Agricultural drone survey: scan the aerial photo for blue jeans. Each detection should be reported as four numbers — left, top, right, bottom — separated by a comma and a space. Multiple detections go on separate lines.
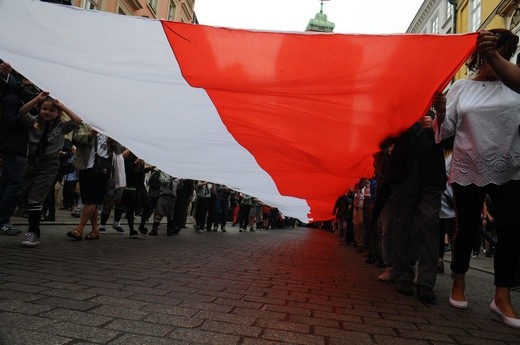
0, 153, 27, 225
213, 198, 229, 228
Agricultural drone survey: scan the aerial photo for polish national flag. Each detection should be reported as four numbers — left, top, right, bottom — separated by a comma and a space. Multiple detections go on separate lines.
0, 0, 477, 221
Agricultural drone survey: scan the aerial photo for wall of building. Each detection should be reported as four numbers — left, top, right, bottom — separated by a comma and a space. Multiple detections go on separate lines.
70, 0, 195, 22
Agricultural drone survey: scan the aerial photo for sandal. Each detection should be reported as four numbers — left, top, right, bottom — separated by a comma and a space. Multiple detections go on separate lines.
66, 229, 83, 241
84, 232, 99, 240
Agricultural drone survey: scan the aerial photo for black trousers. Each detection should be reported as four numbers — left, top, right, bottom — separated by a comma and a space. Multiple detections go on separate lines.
451, 180, 520, 287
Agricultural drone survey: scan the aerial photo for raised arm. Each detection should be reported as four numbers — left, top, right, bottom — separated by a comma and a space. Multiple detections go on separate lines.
53, 99, 83, 123
18, 91, 48, 117
478, 31, 520, 93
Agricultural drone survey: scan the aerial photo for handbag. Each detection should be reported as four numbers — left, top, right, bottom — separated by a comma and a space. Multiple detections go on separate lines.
92, 135, 113, 175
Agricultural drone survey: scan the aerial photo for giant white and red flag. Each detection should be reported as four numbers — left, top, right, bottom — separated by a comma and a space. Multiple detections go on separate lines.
0, 0, 476, 221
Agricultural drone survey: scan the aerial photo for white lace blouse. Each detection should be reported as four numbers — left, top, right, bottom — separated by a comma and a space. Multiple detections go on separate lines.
433, 78, 520, 186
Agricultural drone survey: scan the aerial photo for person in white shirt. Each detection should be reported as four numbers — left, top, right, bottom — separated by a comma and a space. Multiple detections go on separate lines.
432, 29, 520, 329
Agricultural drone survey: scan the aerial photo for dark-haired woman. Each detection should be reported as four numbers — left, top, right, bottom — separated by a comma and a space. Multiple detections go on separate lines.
432, 29, 520, 328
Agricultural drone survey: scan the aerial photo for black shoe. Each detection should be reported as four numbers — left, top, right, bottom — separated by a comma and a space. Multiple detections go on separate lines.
396, 281, 414, 296
112, 225, 125, 234
139, 227, 148, 236
437, 262, 445, 274
129, 230, 139, 239
417, 286, 436, 303
149, 229, 158, 236
376, 260, 386, 269
166, 230, 173, 236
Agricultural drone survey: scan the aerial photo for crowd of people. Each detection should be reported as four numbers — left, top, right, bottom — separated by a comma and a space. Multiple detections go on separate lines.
0, 75, 295, 243
1, 30, 519, 329
330, 30, 520, 329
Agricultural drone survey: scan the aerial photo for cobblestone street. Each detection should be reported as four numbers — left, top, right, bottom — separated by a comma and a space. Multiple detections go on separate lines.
0, 213, 518, 344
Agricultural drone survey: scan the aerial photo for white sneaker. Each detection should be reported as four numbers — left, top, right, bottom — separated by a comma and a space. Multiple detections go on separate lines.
378, 267, 394, 283
22, 232, 40, 247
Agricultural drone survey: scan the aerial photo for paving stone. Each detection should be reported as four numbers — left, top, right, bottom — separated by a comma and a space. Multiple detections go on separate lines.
0, 282, 50, 293
201, 319, 263, 337
255, 317, 311, 333
231, 307, 287, 321
128, 293, 183, 306
261, 329, 326, 345
213, 297, 264, 309
241, 338, 286, 345
0, 328, 70, 345
41, 308, 113, 326
0, 300, 54, 315
168, 327, 240, 344
0, 289, 45, 302
371, 335, 430, 345
82, 286, 135, 298
89, 304, 150, 320
179, 300, 234, 313
196, 310, 256, 325
89, 295, 150, 309
104, 319, 172, 337
141, 303, 198, 317
0, 311, 57, 329
142, 312, 203, 328
288, 314, 341, 328
39, 281, 89, 291
34, 296, 100, 311
40, 322, 120, 343
264, 304, 312, 316
108, 333, 187, 345
39, 288, 98, 300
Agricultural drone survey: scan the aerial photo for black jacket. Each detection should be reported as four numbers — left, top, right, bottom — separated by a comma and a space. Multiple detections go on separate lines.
383, 122, 446, 190
0, 77, 35, 157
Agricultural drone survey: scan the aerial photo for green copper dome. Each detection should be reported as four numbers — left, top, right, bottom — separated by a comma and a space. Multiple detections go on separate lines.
306, 1, 335, 32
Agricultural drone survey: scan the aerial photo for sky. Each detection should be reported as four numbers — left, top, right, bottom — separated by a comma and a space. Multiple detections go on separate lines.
194, 0, 425, 34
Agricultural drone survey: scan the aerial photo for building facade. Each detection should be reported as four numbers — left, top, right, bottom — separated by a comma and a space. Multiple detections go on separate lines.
410, 0, 520, 78
407, 0, 456, 34
70, 0, 196, 23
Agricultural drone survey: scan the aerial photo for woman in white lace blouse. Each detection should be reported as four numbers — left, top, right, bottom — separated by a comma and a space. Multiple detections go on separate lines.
432, 29, 520, 329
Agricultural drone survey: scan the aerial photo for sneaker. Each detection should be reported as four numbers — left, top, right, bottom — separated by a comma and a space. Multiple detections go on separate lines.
139, 227, 148, 236
98, 227, 107, 234
149, 229, 158, 236
197, 229, 204, 234
378, 267, 394, 283
0, 224, 22, 236
239, 228, 244, 232
21, 232, 40, 247
112, 225, 125, 234
212, 227, 218, 232
417, 286, 436, 303
70, 211, 81, 218
129, 230, 139, 239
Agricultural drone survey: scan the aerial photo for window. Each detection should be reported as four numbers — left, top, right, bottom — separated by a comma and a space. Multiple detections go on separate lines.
431, 16, 439, 34
446, 1, 453, 19
81, 0, 100, 10
148, 0, 159, 13
168, 0, 177, 21
470, 0, 482, 32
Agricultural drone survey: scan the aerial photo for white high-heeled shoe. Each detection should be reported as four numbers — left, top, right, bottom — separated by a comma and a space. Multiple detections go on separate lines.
449, 294, 468, 309
489, 299, 520, 329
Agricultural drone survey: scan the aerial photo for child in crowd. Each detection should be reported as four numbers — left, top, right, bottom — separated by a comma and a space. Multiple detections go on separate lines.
19, 92, 82, 247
